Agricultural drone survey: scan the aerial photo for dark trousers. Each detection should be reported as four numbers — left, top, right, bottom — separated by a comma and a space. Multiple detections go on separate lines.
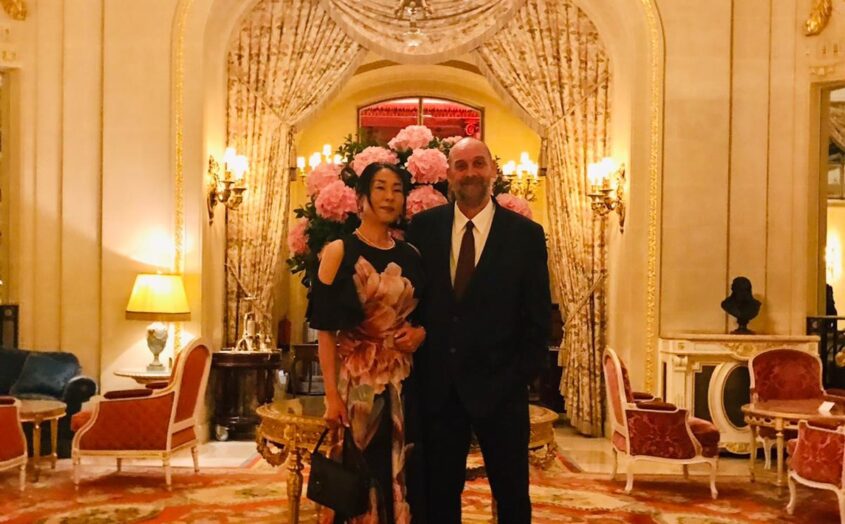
423, 385, 530, 524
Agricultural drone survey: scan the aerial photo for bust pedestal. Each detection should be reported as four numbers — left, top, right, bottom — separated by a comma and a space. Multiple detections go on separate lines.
658, 334, 818, 454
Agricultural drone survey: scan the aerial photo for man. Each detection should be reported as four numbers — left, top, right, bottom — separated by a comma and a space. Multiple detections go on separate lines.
405, 137, 551, 524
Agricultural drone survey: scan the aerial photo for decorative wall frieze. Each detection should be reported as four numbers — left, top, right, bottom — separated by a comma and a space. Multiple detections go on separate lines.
803, 0, 843, 78
0, 0, 25, 21
0, 22, 19, 67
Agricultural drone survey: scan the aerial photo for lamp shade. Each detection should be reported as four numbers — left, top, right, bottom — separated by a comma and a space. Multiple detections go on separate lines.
125, 273, 191, 321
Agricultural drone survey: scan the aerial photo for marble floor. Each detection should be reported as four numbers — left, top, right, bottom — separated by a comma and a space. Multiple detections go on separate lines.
72, 423, 756, 480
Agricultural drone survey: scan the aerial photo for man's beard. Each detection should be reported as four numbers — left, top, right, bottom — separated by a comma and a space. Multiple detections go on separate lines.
451, 177, 491, 207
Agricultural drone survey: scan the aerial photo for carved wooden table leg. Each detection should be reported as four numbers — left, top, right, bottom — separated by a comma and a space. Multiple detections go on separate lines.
32, 418, 42, 482
287, 447, 304, 524
776, 417, 785, 491
50, 418, 59, 469
748, 421, 757, 482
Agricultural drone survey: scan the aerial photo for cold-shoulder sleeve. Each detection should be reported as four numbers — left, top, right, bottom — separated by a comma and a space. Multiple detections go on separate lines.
306, 244, 365, 331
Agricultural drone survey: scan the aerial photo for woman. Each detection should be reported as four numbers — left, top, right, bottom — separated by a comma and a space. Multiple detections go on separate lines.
309, 162, 426, 524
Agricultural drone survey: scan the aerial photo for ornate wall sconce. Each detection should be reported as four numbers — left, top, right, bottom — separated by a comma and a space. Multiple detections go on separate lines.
207, 147, 248, 225
502, 152, 540, 202
587, 157, 626, 233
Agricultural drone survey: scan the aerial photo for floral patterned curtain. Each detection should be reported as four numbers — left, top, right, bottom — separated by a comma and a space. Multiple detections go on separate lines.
226, 0, 365, 343
318, 0, 524, 64
476, 0, 611, 436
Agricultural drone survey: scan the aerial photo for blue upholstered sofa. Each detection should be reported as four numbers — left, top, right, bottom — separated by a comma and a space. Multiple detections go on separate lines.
0, 349, 97, 458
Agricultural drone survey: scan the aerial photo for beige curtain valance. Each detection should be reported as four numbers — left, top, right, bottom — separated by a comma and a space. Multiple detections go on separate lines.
318, 0, 525, 64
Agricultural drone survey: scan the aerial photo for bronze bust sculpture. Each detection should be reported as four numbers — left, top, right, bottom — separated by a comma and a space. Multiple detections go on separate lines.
721, 276, 761, 335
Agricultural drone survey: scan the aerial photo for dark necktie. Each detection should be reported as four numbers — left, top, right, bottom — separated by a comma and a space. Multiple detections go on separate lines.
454, 221, 475, 301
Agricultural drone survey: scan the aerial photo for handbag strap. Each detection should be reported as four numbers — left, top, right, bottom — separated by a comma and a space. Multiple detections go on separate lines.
312, 428, 331, 455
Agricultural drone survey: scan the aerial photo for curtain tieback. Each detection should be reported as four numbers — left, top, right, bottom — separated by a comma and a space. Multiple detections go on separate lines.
562, 272, 607, 330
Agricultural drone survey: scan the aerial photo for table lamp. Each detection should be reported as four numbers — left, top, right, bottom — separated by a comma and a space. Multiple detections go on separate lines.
125, 273, 191, 371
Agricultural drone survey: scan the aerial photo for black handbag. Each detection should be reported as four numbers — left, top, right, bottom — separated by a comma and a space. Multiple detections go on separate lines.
307, 428, 369, 517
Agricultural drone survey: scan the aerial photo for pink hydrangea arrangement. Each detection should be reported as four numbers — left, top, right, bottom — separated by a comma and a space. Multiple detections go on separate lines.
287, 124, 533, 287
315, 179, 357, 222
287, 217, 309, 255
305, 162, 341, 197
388, 125, 433, 151
496, 193, 533, 219
351, 146, 399, 176
406, 185, 448, 218
406, 148, 448, 184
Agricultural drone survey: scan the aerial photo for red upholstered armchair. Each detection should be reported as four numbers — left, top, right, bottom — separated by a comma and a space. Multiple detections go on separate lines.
0, 397, 27, 491
603, 348, 720, 498
786, 420, 845, 523
71, 338, 212, 489
749, 348, 845, 467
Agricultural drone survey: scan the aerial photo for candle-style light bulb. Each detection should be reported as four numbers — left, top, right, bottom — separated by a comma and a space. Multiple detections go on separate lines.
309, 152, 322, 169
296, 156, 306, 171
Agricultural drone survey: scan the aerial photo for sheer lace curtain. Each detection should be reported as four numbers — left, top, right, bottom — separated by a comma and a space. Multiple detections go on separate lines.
226, 0, 365, 343
476, 0, 611, 436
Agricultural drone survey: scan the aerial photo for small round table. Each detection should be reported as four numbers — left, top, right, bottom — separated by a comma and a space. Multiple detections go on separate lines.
114, 368, 171, 385
256, 398, 327, 524
19, 399, 66, 482
743, 400, 845, 488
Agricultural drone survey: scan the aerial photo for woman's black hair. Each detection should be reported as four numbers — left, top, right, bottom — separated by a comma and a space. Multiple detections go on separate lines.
356, 162, 412, 219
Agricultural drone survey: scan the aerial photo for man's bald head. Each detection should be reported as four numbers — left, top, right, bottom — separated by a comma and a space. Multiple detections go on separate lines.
446, 137, 496, 211
448, 137, 493, 166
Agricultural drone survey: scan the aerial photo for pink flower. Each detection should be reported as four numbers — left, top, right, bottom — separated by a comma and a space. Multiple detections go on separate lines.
406, 148, 448, 184
351, 146, 399, 175
315, 180, 357, 222
305, 162, 341, 197
406, 185, 448, 218
441, 135, 463, 146
287, 218, 309, 256
496, 193, 533, 219
388, 125, 434, 151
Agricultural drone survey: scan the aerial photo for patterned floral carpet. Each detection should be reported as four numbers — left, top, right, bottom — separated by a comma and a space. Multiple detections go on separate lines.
0, 454, 838, 523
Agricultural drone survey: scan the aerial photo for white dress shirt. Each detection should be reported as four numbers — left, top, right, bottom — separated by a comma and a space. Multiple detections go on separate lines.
450, 198, 495, 285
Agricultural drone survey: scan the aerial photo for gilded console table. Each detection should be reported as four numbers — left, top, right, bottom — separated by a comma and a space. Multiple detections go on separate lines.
256, 399, 327, 524
658, 334, 818, 454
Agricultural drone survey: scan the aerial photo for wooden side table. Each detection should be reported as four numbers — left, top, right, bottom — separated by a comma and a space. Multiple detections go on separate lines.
114, 368, 172, 385
212, 350, 283, 441
743, 400, 845, 488
19, 399, 66, 482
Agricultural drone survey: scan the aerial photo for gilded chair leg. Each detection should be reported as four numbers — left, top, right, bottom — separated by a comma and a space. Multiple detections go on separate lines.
116, 458, 122, 472
73, 454, 80, 488
610, 449, 618, 480
191, 446, 199, 474
625, 461, 635, 493
763, 438, 773, 470
709, 459, 718, 500
163, 456, 172, 490
682, 464, 689, 480
19, 463, 25, 491
786, 474, 797, 515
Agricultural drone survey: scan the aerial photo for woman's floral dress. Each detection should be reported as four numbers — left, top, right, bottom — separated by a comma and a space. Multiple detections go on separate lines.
308, 234, 423, 524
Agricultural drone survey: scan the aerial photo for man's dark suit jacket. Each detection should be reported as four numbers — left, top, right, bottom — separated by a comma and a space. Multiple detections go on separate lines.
405, 201, 552, 418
